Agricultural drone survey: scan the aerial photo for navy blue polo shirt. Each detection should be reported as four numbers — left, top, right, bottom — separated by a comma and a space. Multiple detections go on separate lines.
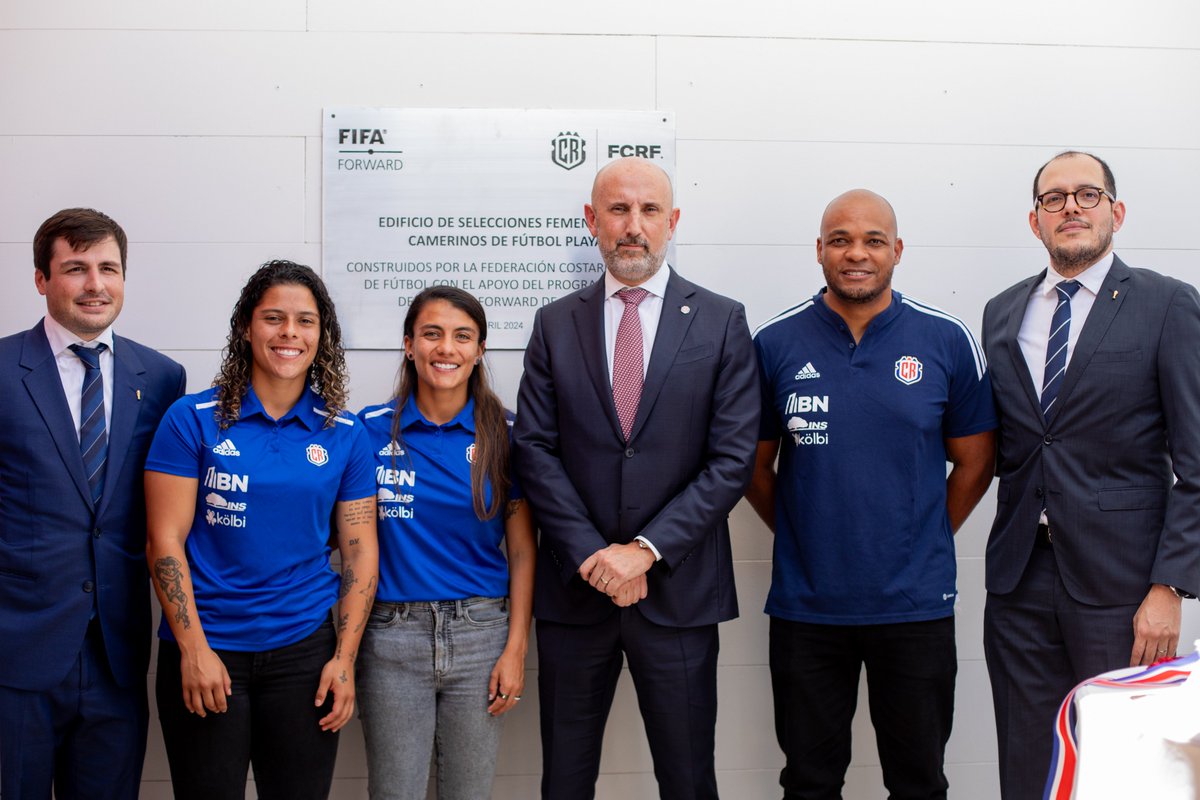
358, 396, 520, 603
754, 290, 996, 625
146, 385, 375, 650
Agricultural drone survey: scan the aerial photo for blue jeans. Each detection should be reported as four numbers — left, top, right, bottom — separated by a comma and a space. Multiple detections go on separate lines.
156, 620, 339, 800
357, 597, 510, 800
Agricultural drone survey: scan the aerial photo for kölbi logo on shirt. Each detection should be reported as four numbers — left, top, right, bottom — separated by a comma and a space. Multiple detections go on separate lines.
206, 508, 246, 528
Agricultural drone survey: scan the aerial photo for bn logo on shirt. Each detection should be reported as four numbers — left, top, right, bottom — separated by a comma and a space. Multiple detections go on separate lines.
894, 356, 923, 385
307, 443, 329, 466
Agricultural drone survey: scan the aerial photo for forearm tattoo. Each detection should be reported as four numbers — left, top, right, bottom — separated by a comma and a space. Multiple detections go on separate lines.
153, 556, 191, 630
339, 566, 357, 599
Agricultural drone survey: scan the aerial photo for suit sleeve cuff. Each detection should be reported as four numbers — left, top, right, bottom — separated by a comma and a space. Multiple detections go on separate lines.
634, 535, 662, 562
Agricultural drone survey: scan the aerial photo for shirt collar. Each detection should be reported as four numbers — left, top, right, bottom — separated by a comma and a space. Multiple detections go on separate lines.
400, 394, 477, 433
241, 383, 327, 430
1037, 252, 1114, 299
604, 263, 671, 301
812, 287, 903, 332
42, 314, 115, 357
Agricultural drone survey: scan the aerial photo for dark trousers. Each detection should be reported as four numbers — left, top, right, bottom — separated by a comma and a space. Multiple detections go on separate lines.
0, 620, 148, 800
769, 615, 956, 800
984, 546, 1137, 800
537, 609, 720, 800
156, 620, 339, 800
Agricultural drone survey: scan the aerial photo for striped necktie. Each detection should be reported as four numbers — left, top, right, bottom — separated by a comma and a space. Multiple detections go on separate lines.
1041, 280, 1081, 422
69, 343, 108, 505
612, 288, 649, 441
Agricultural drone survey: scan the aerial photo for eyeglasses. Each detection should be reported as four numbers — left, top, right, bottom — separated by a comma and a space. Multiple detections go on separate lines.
1035, 187, 1113, 213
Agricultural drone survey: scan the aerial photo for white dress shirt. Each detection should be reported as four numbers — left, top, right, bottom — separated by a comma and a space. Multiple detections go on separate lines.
602, 264, 672, 560
1018, 252, 1115, 396
42, 314, 116, 437
603, 264, 670, 381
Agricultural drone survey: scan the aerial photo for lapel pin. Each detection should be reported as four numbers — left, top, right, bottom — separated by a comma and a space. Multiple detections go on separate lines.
680, 305, 691, 315
1112, 290, 1119, 300
136, 389, 142, 401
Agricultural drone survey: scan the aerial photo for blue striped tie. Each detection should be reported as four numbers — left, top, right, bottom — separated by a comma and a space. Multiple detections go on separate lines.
1040, 280, 1081, 421
69, 343, 108, 505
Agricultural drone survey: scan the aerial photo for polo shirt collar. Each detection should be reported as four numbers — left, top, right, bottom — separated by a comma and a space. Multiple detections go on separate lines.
241, 383, 326, 430
400, 394, 477, 433
812, 287, 903, 334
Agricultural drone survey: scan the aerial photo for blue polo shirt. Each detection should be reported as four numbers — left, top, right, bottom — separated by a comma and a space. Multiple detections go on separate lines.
358, 395, 519, 603
754, 290, 996, 625
146, 385, 375, 650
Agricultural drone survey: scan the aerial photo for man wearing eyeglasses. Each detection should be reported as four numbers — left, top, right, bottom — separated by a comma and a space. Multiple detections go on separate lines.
981, 150, 1200, 799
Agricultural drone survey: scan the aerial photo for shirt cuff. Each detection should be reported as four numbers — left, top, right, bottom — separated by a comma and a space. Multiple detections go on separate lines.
634, 535, 662, 562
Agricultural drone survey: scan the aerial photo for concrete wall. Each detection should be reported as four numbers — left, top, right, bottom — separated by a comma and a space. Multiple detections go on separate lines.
2, 1, 1198, 796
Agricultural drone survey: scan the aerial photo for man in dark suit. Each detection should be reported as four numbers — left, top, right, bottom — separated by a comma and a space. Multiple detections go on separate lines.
0, 208, 187, 799
514, 157, 759, 799
982, 151, 1200, 799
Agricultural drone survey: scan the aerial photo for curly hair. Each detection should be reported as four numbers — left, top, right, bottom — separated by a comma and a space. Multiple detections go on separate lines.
390, 285, 511, 520
212, 260, 348, 429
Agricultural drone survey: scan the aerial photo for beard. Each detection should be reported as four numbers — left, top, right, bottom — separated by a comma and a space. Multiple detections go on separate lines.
600, 236, 666, 285
1045, 224, 1114, 275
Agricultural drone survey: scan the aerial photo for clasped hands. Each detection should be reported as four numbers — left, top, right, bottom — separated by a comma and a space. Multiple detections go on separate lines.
579, 542, 655, 607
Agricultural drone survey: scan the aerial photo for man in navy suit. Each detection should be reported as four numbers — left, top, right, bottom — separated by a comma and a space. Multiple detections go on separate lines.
0, 208, 186, 799
514, 157, 759, 799
982, 152, 1200, 798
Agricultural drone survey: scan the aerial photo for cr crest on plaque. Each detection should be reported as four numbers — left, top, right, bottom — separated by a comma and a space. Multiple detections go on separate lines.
551, 132, 586, 170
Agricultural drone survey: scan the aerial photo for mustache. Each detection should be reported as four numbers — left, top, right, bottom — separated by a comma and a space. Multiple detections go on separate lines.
615, 236, 650, 249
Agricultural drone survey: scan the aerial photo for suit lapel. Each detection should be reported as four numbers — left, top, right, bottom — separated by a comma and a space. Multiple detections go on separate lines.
629, 272, 697, 442
1001, 273, 1045, 425
99, 336, 146, 517
20, 322, 93, 507
1052, 257, 1132, 421
571, 280, 625, 441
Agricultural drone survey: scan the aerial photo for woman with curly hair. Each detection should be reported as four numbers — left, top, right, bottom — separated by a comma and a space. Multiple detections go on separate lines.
145, 260, 378, 800
356, 285, 535, 799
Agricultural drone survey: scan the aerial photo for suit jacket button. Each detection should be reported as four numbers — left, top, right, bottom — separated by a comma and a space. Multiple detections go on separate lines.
93, 528, 101, 539
1043, 434, 1054, 445
82, 580, 94, 593
624, 447, 635, 458
1035, 487, 1044, 498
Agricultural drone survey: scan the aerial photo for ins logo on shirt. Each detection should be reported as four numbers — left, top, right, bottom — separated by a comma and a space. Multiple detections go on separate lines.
894, 356, 923, 385
376, 466, 416, 520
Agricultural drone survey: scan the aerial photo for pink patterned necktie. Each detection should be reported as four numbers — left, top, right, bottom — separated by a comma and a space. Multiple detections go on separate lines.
613, 288, 649, 440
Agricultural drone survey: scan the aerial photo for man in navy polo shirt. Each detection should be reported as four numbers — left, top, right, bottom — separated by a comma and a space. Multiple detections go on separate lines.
746, 189, 996, 800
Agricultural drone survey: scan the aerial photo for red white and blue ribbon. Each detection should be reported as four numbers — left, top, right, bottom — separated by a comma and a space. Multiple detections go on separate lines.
1043, 650, 1200, 799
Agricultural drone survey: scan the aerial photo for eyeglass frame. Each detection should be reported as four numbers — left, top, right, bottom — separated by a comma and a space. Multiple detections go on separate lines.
1034, 186, 1115, 213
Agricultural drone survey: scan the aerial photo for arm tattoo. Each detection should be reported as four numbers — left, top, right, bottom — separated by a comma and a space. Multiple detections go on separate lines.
354, 575, 378, 634
505, 497, 524, 520
153, 556, 192, 630
341, 498, 374, 528
339, 566, 358, 599
339, 670, 348, 684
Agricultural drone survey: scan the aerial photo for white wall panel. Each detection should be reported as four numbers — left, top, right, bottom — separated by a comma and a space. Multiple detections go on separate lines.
0, 31, 655, 137
0, 136, 304, 244
0, 0, 306, 31
305, 0, 1198, 49
660, 36, 1200, 148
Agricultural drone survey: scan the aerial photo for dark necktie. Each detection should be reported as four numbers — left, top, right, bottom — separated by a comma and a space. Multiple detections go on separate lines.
69, 343, 108, 504
1041, 280, 1081, 421
612, 288, 649, 441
